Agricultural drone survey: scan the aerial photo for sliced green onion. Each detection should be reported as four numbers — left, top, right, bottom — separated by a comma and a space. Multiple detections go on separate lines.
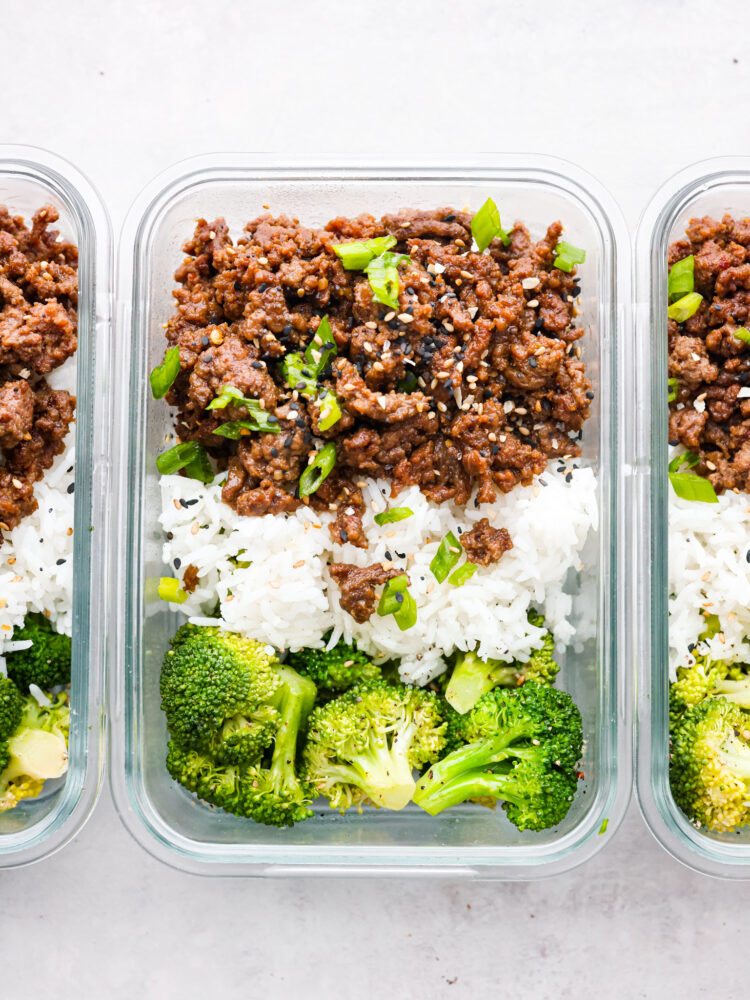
700, 611, 721, 640
448, 562, 477, 587
365, 251, 410, 310
158, 577, 188, 604
733, 327, 750, 344
211, 420, 274, 439
333, 236, 397, 270
376, 574, 417, 631
150, 346, 181, 399
471, 197, 510, 252
598, 817, 609, 836
373, 507, 414, 526
283, 352, 317, 398
667, 377, 679, 403
668, 255, 695, 301
207, 387, 280, 434
156, 441, 213, 482
305, 315, 337, 371
668, 451, 699, 474
668, 292, 703, 323
553, 241, 587, 272
206, 385, 247, 410
669, 471, 718, 503
430, 530, 463, 583
397, 371, 418, 393
299, 441, 337, 497
317, 388, 342, 431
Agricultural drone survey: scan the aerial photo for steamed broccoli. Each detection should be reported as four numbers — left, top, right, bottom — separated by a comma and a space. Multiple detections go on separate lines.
670, 697, 750, 833
444, 612, 559, 715
0, 676, 24, 744
0, 689, 70, 813
286, 635, 380, 698
302, 681, 448, 812
4, 613, 71, 693
161, 624, 317, 827
670, 655, 750, 730
413, 682, 583, 830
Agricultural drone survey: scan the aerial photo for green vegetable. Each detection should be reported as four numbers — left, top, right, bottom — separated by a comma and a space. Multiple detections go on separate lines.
333, 236, 397, 270
373, 507, 413, 526
299, 442, 337, 498
430, 531, 463, 583
4, 613, 71, 693
206, 386, 280, 434
670, 698, 750, 832
413, 682, 583, 830
667, 377, 679, 402
316, 388, 341, 432
150, 346, 181, 399
553, 241, 586, 273
161, 624, 316, 827
302, 681, 448, 812
669, 472, 718, 503
0, 686, 70, 813
471, 197, 510, 252
448, 563, 477, 587
668, 255, 695, 302
282, 317, 341, 430
365, 251, 410, 310
212, 418, 279, 439
444, 612, 559, 714
304, 315, 338, 371
156, 441, 213, 483
376, 575, 417, 631
598, 817, 609, 835
733, 327, 750, 344
397, 371, 418, 393
286, 635, 381, 699
158, 577, 188, 604
668, 292, 703, 323
668, 451, 699, 474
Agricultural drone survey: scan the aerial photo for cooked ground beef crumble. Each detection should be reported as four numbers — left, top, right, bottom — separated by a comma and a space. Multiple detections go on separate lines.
163, 208, 590, 538
0, 206, 77, 540
668, 214, 750, 493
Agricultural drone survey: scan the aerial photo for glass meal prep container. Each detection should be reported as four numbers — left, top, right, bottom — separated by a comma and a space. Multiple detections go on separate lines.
112, 154, 631, 876
0, 146, 110, 868
637, 157, 750, 879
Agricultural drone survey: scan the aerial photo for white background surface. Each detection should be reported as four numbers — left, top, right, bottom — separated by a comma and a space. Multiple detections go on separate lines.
3, 0, 750, 996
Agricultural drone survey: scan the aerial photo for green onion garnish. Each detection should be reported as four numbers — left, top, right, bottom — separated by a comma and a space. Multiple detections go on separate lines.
282, 317, 342, 430
156, 441, 213, 483
669, 471, 718, 503
150, 346, 181, 399
667, 377, 679, 403
333, 236, 397, 270
668, 255, 695, 302
299, 441, 337, 498
553, 241, 587, 273
397, 371, 418, 393
373, 507, 413, 526
365, 251, 410, 310
212, 420, 273, 439
598, 817, 609, 836
668, 451, 699, 474
206, 387, 280, 434
733, 327, 750, 344
700, 611, 721, 640
448, 562, 477, 587
668, 292, 703, 323
471, 197, 510, 252
305, 315, 338, 371
376, 574, 417, 630
430, 530, 463, 583
317, 388, 342, 432
158, 577, 188, 604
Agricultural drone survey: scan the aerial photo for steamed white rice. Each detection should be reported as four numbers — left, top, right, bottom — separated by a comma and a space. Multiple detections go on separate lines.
160, 461, 598, 685
669, 465, 750, 678
0, 442, 76, 674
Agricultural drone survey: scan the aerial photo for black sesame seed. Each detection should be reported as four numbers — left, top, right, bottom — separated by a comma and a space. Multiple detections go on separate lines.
201, 335, 210, 347
66, 483, 75, 495
282, 324, 293, 335
252, 361, 264, 369
528, 357, 537, 368
174, 558, 181, 569
295, 417, 306, 428
384, 551, 392, 561
270, 447, 278, 457
258, 283, 267, 292
395, 591, 404, 604
585, 390, 595, 400
284, 435, 293, 448
395, 551, 406, 559
534, 318, 545, 330
491, 444, 499, 455
56, 558, 66, 566
340, 529, 349, 542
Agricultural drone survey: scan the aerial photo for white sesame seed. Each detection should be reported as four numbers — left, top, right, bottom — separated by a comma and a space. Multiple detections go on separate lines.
384, 312, 396, 322
527, 298, 539, 308
433, 263, 446, 274
468, 306, 479, 319
398, 312, 414, 324
503, 400, 514, 414
521, 277, 540, 289
365, 321, 377, 330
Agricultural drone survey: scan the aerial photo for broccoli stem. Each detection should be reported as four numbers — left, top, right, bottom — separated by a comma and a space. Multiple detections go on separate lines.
445, 652, 511, 715
268, 666, 317, 793
414, 769, 522, 816
345, 738, 416, 810
716, 681, 750, 709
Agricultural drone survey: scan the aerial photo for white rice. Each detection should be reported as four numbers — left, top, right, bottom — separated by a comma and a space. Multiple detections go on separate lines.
669, 457, 750, 678
160, 461, 598, 685
0, 442, 76, 674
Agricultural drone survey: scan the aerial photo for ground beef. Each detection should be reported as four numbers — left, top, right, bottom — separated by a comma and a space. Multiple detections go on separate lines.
329, 562, 404, 623
460, 518, 513, 566
182, 564, 199, 594
0, 206, 77, 539
163, 209, 590, 520
668, 215, 750, 493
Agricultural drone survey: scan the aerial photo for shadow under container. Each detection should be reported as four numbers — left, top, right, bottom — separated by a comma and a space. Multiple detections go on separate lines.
113, 155, 631, 876
636, 157, 750, 878
0, 146, 110, 867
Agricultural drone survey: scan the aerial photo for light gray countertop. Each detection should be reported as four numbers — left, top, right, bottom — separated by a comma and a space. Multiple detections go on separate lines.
3, 0, 750, 995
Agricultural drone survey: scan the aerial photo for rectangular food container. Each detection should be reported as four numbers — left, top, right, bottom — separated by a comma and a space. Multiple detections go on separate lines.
113, 154, 631, 876
0, 146, 110, 867
636, 157, 750, 878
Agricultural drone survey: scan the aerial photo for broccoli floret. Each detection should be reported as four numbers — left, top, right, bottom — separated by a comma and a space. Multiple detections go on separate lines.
286, 635, 380, 698
302, 681, 448, 812
162, 625, 317, 827
4, 613, 71, 693
0, 676, 24, 743
444, 613, 559, 715
0, 691, 70, 812
670, 698, 750, 833
413, 682, 583, 830
670, 656, 750, 733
